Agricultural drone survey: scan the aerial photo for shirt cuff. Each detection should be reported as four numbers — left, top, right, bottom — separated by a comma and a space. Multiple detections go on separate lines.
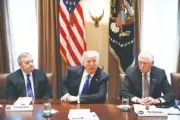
158, 98, 165, 103
77, 95, 80, 104
131, 97, 139, 103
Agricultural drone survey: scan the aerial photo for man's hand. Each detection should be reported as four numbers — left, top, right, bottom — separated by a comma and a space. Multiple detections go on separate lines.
144, 97, 160, 105
60, 93, 70, 102
136, 98, 146, 105
136, 97, 160, 105
67, 95, 78, 102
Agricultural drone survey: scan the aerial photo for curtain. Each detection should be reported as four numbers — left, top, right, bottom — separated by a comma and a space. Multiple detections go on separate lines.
134, 0, 141, 64
0, 0, 10, 73
37, 0, 65, 98
177, 0, 180, 72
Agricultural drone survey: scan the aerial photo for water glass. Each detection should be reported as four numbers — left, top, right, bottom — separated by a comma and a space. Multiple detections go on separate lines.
122, 97, 129, 107
43, 102, 52, 117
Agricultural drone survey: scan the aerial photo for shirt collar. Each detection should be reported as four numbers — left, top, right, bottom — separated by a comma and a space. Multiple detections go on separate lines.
142, 70, 151, 77
21, 69, 32, 76
83, 69, 95, 78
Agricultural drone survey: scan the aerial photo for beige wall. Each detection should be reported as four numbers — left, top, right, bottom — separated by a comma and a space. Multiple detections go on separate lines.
81, 0, 111, 72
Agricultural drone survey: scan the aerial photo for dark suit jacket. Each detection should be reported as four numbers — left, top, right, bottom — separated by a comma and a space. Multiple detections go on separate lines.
120, 66, 175, 104
60, 66, 109, 103
5, 69, 53, 99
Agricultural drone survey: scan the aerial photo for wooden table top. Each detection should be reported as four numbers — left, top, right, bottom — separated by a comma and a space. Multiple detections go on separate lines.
0, 99, 179, 120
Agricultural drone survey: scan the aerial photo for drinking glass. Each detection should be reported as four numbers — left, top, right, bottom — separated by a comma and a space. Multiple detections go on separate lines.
122, 97, 129, 107
43, 102, 52, 117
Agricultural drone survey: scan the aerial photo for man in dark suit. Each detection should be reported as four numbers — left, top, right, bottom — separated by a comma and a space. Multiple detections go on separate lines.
120, 52, 175, 105
60, 50, 109, 103
5, 52, 52, 99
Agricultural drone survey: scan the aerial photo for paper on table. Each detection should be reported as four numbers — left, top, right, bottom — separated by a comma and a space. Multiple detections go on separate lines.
69, 109, 90, 114
68, 109, 99, 120
50, 109, 58, 114
157, 107, 180, 115
13, 97, 33, 105
133, 104, 168, 116
133, 104, 156, 113
0, 104, 2, 107
117, 105, 132, 109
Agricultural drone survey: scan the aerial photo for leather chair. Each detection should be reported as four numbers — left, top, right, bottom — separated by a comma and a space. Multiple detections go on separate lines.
170, 73, 180, 100
46, 73, 54, 89
0, 73, 9, 99
117, 73, 125, 99
119, 73, 125, 84
0, 73, 54, 99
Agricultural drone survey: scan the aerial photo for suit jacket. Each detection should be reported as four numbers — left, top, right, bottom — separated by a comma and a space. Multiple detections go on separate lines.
60, 66, 109, 103
5, 69, 53, 99
120, 66, 175, 104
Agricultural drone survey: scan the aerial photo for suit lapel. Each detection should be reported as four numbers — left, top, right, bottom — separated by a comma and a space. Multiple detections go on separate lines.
88, 68, 101, 92
32, 70, 38, 97
150, 68, 156, 96
134, 68, 142, 95
76, 66, 85, 91
18, 70, 26, 97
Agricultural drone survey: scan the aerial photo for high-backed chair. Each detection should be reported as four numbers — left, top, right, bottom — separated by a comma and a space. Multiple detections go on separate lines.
0, 73, 54, 99
46, 73, 54, 89
117, 73, 125, 99
0, 73, 9, 99
170, 73, 180, 100
46, 73, 54, 98
119, 73, 125, 85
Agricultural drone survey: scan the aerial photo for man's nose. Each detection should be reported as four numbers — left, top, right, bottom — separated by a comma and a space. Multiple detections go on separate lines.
90, 61, 95, 65
29, 62, 33, 66
141, 63, 144, 67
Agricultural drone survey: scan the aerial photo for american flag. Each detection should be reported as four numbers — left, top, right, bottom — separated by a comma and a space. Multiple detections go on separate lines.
116, 16, 125, 27
59, 0, 87, 66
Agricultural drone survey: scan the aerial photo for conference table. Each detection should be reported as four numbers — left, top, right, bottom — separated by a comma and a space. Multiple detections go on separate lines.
0, 99, 179, 120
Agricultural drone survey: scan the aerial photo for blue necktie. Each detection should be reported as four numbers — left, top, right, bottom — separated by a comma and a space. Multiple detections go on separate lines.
26, 74, 34, 98
81, 75, 91, 95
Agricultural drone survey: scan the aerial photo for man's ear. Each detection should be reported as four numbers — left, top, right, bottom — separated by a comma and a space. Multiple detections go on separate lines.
18, 62, 21, 67
152, 61, 154, 65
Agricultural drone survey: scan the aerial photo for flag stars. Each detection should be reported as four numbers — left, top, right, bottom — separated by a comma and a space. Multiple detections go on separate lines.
69, 8, 71, 11
110, 37, 134, 48
66, 1, 68, 5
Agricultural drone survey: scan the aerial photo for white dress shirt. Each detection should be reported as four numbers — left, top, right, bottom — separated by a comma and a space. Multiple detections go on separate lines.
77, 70, 95, 103
131, 71, 165, 103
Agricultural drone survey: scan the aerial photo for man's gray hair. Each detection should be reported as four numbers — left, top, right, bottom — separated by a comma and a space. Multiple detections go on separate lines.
138, 51, 154, 63
17, 52, 33, 64
81, 50, 99, 65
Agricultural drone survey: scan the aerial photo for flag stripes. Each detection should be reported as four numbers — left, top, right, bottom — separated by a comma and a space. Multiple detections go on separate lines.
59, 0, 87, 66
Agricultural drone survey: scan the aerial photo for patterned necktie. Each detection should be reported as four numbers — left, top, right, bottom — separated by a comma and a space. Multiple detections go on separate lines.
81, 75, 91, 95
26, 74, 34, 98
143, 73, 149, 98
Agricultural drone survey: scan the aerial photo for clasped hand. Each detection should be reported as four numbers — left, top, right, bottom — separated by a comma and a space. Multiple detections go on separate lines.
137, 97, 160, 105
60, 93, 78, 103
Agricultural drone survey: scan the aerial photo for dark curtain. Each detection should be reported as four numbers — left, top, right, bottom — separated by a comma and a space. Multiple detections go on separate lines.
0, 0, 10, 73
37, 0, 65, 98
